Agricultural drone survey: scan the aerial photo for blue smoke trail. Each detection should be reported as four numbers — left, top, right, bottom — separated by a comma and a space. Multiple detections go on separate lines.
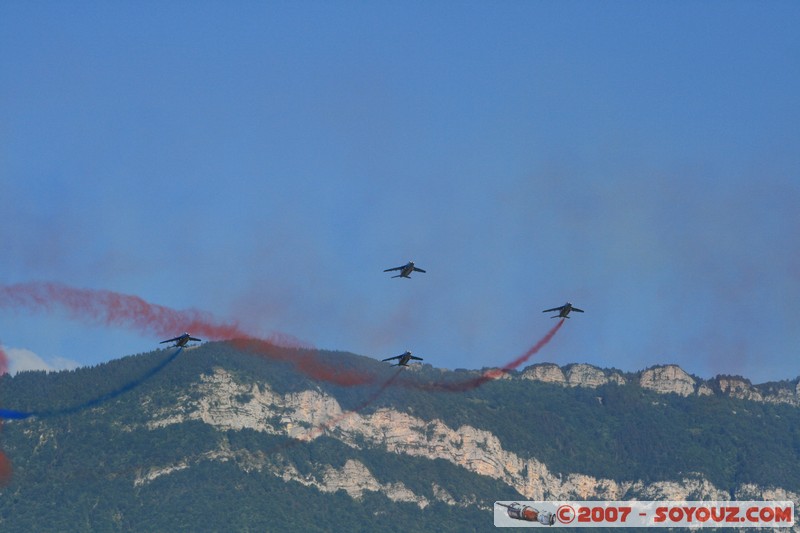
0, 409, 29, 420
0, 347, 183, 420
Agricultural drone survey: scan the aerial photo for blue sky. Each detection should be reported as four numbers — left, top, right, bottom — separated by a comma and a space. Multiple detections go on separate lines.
2, 2, 798, 383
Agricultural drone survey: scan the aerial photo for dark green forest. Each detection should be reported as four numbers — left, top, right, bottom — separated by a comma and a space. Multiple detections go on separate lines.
0, 343, 798, 532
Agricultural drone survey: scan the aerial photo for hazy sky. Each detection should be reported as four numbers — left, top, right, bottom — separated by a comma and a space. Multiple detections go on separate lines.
2, 2, 798, 383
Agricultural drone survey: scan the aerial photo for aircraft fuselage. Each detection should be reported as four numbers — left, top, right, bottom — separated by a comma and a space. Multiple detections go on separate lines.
382, 350, 423, 366
174, 335, 190, 347
543, 302, 584, 318
160, 332, 202, 347
385, 260, 426, 279
558, 304, 574, 317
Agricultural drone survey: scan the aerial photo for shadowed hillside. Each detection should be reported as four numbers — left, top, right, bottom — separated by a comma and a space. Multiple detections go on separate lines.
1, 342, 798, 532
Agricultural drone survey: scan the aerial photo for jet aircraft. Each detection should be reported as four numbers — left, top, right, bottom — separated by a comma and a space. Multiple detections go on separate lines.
382, 351, 423, 367
542, 302, 584, 318
160, 333, 202, 347
384, 261, 426, 279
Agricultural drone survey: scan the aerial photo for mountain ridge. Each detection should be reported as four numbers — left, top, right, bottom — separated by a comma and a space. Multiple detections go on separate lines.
1, 342, 798, 532
518, 362, 800, 407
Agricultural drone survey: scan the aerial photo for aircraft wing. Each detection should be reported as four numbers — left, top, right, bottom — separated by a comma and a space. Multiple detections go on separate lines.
571, 307, 584, 313
189, 337, 202, 342
160, 336, 181, 344
383, 266, 403, 272
408, 355, 424, 360
412, 267, 426, 273
542, 307, 563, 313
382, 355, 401, 361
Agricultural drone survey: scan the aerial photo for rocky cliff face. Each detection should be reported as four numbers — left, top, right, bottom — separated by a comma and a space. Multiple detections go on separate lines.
521, 363, 627, 388
521, 363, 800, 407
141, 368, 800, 523
639, 365, 697, 396
521, 363, 566, 384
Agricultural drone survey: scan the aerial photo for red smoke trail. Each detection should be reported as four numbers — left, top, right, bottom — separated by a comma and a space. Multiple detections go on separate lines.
0, 282, 377, 387
230, 338, 376, 387
0, 282, 247, 341
402, 318, 566, 392
0, 282, 565, 392
0, 282, 380, 483
0, 282, 567, 486
249, 315, 563, 452
222, 319, 563, 463
0, 452, 10, 487
248, 316, 563, 457
0, 343, 7, 376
